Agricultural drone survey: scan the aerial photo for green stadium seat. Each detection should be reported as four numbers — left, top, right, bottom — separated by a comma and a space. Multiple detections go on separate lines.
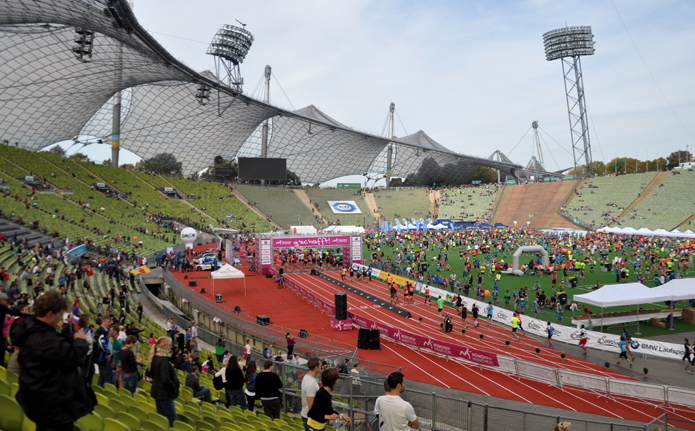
141, 419, 167, 431
104, 418, 131, 431
202, 415, 222, 430
5, 370, 18, 385
0, 379, 10, 395
104, 383, 119, 396
147, 413, 170, 430
176, 414, 195, 426
195, 420, 217, 431
77, 412, 104, 431
127, 405, 149, 423
109, 399, 128, 414
0, 394, 24, 431
121, 396, 137, 409
220, 423, 242, 431
173, 421, 195, 431
95, 403, 117, 420
116, 412, 141, 431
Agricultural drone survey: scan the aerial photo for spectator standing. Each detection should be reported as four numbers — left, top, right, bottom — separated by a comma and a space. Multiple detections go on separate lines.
286, 332, 295, 357
306, 368, 351, 431
0, 292, 30, 367
93, 315, 116, 387
136, 301, 143, 323
215, 337, 226, 362
147, 336, 179, 426
255, 360, 284, 419
378, 372, 419, 431
218, 354, 247, 409
12, 291, 95, 431
185, 365, 210, 402
301, 358, 320, 431
119, 335, 140, 394
351, 363, 362, 395
244, 360, 258, 411
6, 302, 30, 374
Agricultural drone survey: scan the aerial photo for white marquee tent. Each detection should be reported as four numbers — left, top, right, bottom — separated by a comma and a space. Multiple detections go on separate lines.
596, 226, 695, 238
651, 278, 695, 301
574, 282, 672, 332
211, 263, 246, 297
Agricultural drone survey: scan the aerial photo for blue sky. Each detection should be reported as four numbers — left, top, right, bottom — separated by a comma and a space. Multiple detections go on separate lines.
65, 0, 695, 182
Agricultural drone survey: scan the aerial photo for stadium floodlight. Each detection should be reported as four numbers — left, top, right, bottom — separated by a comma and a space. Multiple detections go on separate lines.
543, 26, 595, 175
207, 24, 254, 93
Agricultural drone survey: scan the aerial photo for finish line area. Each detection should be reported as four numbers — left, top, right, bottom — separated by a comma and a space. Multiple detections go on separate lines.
172, 243, 695, 425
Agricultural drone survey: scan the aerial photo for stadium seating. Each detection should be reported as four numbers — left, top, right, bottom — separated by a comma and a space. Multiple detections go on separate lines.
305, 188, 372, 226
165, 177, 271, 232
565, 172, 657, 229
627, 170, 695, 230
437, 185, 497, 222
235, 185, 317, 229
372, 189, 431, 221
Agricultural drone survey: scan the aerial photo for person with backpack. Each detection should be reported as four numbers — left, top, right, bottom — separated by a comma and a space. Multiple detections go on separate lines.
147, 337, 179, 426
244, 361, 258, 412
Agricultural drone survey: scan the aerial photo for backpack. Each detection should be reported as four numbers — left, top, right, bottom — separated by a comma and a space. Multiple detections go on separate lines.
212, 374, 224, 390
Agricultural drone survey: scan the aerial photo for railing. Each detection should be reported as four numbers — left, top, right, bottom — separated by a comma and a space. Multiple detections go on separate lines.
159, 269, 357, 361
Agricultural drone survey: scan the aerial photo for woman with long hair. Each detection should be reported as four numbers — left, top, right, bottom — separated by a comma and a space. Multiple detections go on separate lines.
77, 314, 94, 382
244, 360, 258, 411
307, 368, 350, 431
146, 337, 179, 426
216, 354, 246, 410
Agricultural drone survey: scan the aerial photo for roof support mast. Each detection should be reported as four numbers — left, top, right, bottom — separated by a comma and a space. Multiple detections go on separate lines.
532, 121, 545, 169
260, 65, 271, 185
111, 42, 122, 168
386, 102, 395, 188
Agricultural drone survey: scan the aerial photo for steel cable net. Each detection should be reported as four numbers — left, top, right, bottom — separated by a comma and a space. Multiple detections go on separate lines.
0, 0, 522, 183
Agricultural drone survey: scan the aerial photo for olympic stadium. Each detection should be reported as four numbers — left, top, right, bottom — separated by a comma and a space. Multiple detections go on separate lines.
2, 1, 695, 431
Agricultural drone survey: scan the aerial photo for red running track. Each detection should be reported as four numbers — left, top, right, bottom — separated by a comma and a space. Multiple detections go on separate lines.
287, 271, 695, 425
167, 247, 695, 425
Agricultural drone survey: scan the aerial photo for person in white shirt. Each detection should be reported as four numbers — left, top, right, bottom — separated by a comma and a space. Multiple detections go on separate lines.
301, 358, 320, 431
373, 380, 390, 431
190, 322, 198, 338
378, 372, 419, 431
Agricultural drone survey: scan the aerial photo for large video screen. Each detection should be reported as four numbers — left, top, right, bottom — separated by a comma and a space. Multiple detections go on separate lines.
238, 158, 287, 181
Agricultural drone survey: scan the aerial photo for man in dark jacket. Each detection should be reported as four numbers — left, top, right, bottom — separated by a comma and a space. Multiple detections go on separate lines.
255, 360, 284, 419
11, 291, 94, 431
0, 292, 30, 367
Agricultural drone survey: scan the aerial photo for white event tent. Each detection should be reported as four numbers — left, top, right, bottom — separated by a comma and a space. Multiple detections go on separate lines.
574, 282, 672, 332
596, 226, 695, 238
211, 263, 246, 297
651, 278, 695, 301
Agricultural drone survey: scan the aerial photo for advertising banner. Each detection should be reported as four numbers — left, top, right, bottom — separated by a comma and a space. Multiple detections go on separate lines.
330, 317, 354, 331
66, 244, 87, 261
272, 235, 351, 248
327, 201, 362, 214
349, 264, 685, 360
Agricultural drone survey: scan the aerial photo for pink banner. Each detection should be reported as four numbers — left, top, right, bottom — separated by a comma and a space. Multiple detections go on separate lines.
330, 317, 354, 331
349, 313, 499, 367
272, 235, 351, 248
287, 276, 499, 368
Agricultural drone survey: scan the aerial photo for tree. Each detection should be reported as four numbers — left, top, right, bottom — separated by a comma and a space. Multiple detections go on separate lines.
146, 153, 183, 176
472, 166, 498, 184
101, 158, 111, 166
44, 145, 66, 158
667, 150, 693, 170
133, 159, 151, 172
69, 153, 90, 162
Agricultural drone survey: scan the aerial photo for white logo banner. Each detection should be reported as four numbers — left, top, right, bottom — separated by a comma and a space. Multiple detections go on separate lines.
327, 201, 362, 214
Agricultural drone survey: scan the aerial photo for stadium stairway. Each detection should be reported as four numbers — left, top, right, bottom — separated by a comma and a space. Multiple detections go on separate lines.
293, 188, 328, 226
609, 171, 669, 227
362, 192, 381, 221
0, 219, 53, 248
429, 190, 439, 217
230, 188, 283, 230
491, 180, 580, 229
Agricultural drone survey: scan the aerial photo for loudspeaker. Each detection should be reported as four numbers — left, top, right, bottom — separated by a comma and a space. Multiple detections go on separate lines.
369, 329, 380, 350
311, 269, 320, 276
184, 275, 188, 279
199, 288, 206, 294
335, 292, 348, 320
189, 280, 197, 287
215, 294, 223, 303
257, 315, 271, 326
357, 328, 370, 350
266, 274, 273, 278
299, 329, 308, 338
234, 306, 241, 313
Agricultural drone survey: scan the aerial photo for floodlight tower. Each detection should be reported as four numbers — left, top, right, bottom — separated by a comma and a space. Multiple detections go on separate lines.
207, 24, 254, 93
385, 102, 395, 188
543, 26, 595, 175
532, 121, 545, 170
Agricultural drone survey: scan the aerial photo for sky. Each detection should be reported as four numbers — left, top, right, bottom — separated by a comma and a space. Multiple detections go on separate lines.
61, 0, 695, 184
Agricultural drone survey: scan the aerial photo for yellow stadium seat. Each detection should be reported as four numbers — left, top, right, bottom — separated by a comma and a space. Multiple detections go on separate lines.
173, 421, 195, 431
94, 403, 117, 420
0, 394, 25, 431
147, 413, 170, 430
141, 419, 166, 431
127, 405, 148, 423
77, 412, 104, 431
104, 418, 131, 431
116, 412, 141, 431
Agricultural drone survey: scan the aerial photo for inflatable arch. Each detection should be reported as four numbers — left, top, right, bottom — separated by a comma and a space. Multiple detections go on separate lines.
502, 245, 549, 276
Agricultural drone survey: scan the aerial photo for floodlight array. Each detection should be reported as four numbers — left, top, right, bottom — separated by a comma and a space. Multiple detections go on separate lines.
206, 24, 254, 65
543, 26, 594, 61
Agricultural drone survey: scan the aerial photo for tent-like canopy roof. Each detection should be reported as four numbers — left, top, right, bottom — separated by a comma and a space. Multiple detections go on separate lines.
211, 264, 245, 279
651, 279, 695, 301
574, 283, 672, 307
0, 0, 522, 184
